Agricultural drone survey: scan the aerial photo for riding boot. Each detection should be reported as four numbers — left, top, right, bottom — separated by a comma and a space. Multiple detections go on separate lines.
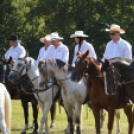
125, 99, 133, 107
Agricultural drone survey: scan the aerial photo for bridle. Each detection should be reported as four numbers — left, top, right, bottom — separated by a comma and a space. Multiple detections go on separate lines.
106, 63, 121, 90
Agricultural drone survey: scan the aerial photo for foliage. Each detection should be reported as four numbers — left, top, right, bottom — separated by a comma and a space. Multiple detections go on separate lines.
1, 0, 134, 62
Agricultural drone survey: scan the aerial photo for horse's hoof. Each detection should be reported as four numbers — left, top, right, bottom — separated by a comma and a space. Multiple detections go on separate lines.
50, 122, 55, 128
50, 124, 55, 128
21, 131, 26, 134
64, 128, 70, 134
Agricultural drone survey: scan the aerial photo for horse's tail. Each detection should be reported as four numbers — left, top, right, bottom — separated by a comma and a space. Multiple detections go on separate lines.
3, 84, 12, 134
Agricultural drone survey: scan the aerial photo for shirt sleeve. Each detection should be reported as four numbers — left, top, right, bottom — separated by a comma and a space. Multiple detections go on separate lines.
87, 44, 97, 60
125, 43, 132, 59
71, 46, 77, 66
62, 46, 69, 63
18, 47, 26, 59
102, 44, 108, 61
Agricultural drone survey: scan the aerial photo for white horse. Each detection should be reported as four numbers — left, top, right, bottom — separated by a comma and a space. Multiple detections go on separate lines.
38, 58, 121, 134
8, 57, 62, 134
0, 83, 11, 134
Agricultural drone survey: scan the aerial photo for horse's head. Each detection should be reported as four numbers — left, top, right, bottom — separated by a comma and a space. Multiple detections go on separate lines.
71, 50, 90, 82
101, 59, 121, 95
8, 57, 31, 83
38, 58, 54, 89
0, 57, 15, 83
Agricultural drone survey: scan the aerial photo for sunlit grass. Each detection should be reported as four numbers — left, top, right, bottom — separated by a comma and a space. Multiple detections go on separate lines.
11, 100, 130, 134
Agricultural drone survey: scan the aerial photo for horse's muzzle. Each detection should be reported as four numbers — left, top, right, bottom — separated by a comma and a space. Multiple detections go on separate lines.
39, 81, 45, 90
71, 73, 82, 83
8, 73, 18, 83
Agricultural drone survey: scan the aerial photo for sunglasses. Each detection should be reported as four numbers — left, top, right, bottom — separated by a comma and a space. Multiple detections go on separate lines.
109, 32, 119, 36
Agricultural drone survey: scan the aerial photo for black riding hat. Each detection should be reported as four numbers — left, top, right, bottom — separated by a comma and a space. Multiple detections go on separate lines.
7, 35, 21, 43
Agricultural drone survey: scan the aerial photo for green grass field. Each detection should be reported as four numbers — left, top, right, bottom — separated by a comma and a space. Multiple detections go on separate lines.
11, 100, 129, 134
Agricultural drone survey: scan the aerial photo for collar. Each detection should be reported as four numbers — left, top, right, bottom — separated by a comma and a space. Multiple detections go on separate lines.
13, 43, 20, 50
112, 38, 122, 45
54, 42, 63, 49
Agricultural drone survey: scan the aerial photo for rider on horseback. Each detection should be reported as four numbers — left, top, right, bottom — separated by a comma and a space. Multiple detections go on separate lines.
70, 31, 97, 66
102, 24, 132, 107
4, 35, 26, 83
37, 34, 52, 62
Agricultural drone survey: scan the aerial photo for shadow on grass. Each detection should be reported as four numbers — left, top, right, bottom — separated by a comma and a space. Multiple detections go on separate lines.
11, 129, 23, 131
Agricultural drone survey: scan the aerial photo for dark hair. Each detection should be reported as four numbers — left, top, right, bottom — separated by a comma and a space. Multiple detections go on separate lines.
76, 37, 84, 51
77, 37, 84, 45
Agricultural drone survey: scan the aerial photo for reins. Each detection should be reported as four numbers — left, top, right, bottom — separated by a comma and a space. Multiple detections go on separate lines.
104, 63, 134, 86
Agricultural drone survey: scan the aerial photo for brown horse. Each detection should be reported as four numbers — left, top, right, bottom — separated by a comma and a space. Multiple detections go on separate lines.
71, 50, 133, 134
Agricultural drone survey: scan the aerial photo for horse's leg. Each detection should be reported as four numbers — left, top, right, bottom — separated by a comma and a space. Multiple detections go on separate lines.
100, 109, 106, 132
124, 107, 133, 134
75, 103, 82, 134
31, 103, 38, 134
37, 102, 44, 134
50, 102, 56, 128
92, 106, 100, 134
107, 108, 115, 134
62, 106, 70, 133
114, 109, 120, 134
21, 101, 29, 134
59, 99, 70, 133
64, 103, 75, 134
38, 101, 51, 134
0, 108, 8, 134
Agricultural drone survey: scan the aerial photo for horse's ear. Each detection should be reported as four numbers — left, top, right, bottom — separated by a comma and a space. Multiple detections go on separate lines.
100, 58, 104, 64
6, 57, 12, 64
77, 51, 81, 56
25, 58, 31, 71
105, 59, 110, 66
85, 50, 89, 56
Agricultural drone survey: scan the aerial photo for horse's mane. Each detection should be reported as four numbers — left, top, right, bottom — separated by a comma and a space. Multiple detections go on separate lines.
93, 58, 101, 65
55, 59, 74, 73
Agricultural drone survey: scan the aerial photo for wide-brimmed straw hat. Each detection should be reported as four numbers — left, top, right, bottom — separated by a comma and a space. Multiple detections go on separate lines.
7, 35, 21, 43
50, 32, 63, 41
105, 24, 125, 34
70, 31, 89, 38
40, 34, 51, 43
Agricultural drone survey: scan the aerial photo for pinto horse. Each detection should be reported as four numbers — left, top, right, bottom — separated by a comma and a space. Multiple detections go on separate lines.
71, 50, 133, 134
38, 58, 90, 134
0, 57, 39, 134
37, 58, 121, 134
0, 83, 11, 134
8, 57, 61, 134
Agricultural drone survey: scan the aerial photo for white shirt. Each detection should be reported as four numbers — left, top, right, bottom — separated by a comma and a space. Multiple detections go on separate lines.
47, 42, 69, 63
102, 38, 132, 61
5, 43, 26, 60
72, 40, 97, 66
37, 45, 52, 62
